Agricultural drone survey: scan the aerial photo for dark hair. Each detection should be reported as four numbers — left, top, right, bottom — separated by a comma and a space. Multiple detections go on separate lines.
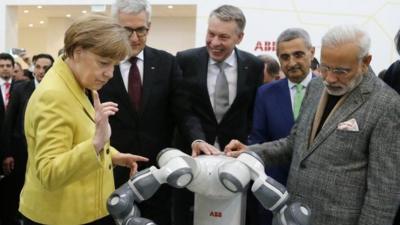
257, 54, 280, 76
378, 69, 387, 80
395, 29, 400, 55
311, 57, 320, 70
0, 52, 15, 66
33, 54, 55, 65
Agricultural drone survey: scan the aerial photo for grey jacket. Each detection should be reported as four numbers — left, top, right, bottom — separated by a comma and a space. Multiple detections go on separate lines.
249, 71, 400, 225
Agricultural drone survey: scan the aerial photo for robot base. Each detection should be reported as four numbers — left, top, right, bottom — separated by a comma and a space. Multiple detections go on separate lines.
194, 192, 246, 225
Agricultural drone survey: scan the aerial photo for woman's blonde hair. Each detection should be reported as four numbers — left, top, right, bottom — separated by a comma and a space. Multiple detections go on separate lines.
64, 14, 130, 62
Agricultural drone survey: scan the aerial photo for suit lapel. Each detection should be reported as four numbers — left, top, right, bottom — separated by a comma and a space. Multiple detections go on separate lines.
199, 48, 215, 120
141, 47, 156, 114
111, 65, 137, 116
221, 49, 248, 122
0, 84, 4, 111
302, 73, 373, 160
278, 79, 295, 125
235, 49, 247, 100
55, 59, 95, 122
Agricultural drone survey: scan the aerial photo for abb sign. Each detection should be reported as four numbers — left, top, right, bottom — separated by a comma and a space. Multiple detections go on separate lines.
209, 211, 222, 218
254, 41, 276, 52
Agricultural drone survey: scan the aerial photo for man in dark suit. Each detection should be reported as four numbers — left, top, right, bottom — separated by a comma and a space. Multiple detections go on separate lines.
248, 28, 315, 225
226, 25, 400, 225
0, 53, 54, 225
98, 1, 187, 224
0, 52, 16, 225
173, 5, 263, 225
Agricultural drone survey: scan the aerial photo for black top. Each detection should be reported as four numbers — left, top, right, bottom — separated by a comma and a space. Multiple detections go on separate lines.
316, 94, 342, 135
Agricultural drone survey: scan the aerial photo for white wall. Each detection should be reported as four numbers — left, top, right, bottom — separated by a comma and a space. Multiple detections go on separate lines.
2, 0, 400, 72
148, 16, 196, 54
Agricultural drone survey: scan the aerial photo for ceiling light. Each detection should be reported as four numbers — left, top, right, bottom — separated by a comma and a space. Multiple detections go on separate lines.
39, 21, 44, 24
23, 10, 29, 13
37, 6, 42, 9
28, 24, 33, 27
66, 14, 71, 18
82, 10, 87, 14
167, 5, 174, 9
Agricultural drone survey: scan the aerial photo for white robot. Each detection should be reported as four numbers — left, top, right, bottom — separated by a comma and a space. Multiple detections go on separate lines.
107, 148, 310, 225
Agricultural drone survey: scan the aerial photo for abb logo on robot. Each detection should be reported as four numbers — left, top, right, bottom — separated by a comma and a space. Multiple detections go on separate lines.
209, 211, 222, 218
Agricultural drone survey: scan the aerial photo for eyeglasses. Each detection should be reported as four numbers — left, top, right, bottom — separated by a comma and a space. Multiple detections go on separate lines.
124, 26, 149, 38
320, 65, 352, 76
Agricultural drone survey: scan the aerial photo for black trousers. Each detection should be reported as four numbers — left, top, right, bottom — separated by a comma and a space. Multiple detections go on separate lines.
21, 215, 115, 225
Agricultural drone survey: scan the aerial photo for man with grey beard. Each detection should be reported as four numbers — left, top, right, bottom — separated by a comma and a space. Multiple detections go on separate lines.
224, 25, 400, 225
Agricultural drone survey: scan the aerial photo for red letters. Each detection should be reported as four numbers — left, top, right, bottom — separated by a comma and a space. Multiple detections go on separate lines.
209, 211, 222, 218
254, 41, 276, 52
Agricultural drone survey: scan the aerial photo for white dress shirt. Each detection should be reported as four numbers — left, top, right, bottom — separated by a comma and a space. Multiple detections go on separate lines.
0, 78, 12, 106
288, 71, 313, 111
207, 50, 238, 110
119, 51, 144, 91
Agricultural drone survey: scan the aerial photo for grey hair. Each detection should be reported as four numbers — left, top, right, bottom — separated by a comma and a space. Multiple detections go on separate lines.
209, 5, 246, 34
276, 28, 313, 49
112, 0, 152, 24
322, 25, 371, 59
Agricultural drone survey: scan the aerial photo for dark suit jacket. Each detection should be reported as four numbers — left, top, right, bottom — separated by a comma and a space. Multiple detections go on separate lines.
2, 80, 35, 168
249, 78, 294, 184
0, 80, 19, 164
383, 60, 400, 94
99, 46, 185, 187
175, 47, 263, 151
250, 72, 400, 225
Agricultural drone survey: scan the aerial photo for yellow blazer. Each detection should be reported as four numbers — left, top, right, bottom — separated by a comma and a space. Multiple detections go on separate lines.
19, 58, 118, 225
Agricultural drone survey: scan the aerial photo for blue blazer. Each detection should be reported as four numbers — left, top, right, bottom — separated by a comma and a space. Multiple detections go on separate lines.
249, 78, 294, 184
247, 78, 294, 225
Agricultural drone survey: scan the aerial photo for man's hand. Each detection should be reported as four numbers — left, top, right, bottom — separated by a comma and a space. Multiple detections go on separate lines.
112, 153, 149, 177
2, 157, 15, 175
191, 141, 221, 157
224, 139, 248, 157
92, 90, 118, 153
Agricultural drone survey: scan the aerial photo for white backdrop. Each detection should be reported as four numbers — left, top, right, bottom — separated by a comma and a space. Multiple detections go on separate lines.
193, 0, 400, 73
1, 0, 400, 72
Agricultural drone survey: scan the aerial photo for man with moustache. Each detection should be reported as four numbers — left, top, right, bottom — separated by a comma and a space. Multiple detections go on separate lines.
225, 25, 400, 225
174, 5, 263, 225
248, 28, 316, 225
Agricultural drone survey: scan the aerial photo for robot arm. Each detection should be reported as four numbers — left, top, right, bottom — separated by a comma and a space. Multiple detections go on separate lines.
107, 148, 195, 225
218, 151, 311, 225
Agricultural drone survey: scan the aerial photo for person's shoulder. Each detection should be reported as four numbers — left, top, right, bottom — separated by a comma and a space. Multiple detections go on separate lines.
177, 47, 205, 58
308, 76, 324, 88
145, 46, 174, 58
235, 48, 260, 60
256, 79, 287, 96
13, 79, 32, 90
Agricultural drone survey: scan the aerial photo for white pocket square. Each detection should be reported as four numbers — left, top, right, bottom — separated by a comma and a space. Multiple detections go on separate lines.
337, 118, 359, 131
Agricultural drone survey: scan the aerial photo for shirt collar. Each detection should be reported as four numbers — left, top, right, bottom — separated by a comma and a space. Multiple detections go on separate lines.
121, 50, 144, 65
209, 49, 236, 67
0, 77, 11, 85
288, 71, 313, 89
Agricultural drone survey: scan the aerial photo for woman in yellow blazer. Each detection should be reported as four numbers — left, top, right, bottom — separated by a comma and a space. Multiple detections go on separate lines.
18, 14, 148, 225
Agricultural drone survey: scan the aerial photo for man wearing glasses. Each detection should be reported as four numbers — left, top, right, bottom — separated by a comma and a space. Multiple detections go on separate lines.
99, 1, 186, 224
248, 28, 316, 225
225, 25, 400, 225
